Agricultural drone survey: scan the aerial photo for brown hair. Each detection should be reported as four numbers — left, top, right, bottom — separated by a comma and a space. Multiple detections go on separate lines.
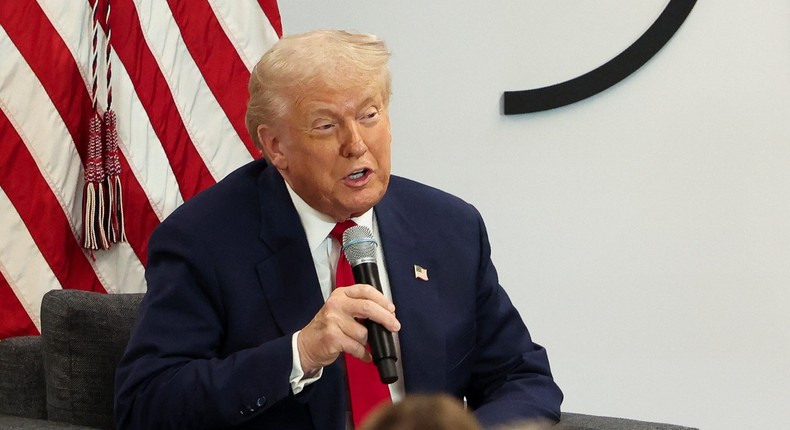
360, 394, 482, 430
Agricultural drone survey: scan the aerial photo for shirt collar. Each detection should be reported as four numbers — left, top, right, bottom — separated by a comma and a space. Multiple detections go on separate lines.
284, 182, 374, 252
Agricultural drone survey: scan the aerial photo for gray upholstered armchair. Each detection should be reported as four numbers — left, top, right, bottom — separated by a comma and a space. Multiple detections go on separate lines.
0, 289, 697, 430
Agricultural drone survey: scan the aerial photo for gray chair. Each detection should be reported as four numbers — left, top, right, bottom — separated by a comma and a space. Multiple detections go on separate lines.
0, 290, 142, 429
0, 289, 697, 429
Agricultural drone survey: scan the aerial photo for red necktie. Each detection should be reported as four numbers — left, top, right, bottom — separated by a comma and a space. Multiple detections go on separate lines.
330, 220, 392, 427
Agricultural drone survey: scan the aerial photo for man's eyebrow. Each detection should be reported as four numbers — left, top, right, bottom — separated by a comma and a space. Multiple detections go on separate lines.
306, 97, 380, 117
307, 107, 336, 117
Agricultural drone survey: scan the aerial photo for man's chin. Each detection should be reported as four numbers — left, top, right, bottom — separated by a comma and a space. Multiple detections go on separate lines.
346, 194, 386, 218
346, 202, 378, 219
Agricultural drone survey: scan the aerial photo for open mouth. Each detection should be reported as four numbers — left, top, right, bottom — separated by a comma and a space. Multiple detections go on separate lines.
347, 168, 368, 180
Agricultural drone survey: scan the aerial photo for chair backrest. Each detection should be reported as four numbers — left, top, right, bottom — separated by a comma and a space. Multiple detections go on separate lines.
41, 289, 144, 429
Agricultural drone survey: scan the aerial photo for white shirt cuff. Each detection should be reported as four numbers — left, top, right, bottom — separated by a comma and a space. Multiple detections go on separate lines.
289, 330, 323, 395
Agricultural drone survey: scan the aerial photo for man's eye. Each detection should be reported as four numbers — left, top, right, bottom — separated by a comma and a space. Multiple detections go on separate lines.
360, 109, 379, 122
313, 123, 335, 131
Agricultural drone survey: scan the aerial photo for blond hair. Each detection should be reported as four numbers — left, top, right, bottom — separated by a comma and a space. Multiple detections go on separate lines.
245, 30, 392, 150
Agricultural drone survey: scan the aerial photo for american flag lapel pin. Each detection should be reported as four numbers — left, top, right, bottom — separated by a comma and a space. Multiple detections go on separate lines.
413, 264, 428, 281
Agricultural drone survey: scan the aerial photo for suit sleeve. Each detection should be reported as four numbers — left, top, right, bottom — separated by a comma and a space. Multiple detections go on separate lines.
466, 211, 564, 426
114, 220, 295, 429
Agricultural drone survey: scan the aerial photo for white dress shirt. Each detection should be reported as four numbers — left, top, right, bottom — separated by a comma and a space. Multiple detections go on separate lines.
284, 183, 405, 404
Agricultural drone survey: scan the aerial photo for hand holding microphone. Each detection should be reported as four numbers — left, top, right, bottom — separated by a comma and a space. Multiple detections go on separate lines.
341, 225, 399, 384
295, 225, 399, 383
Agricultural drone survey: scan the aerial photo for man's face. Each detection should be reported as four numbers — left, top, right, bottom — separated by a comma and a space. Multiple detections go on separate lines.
259, 84, 392, 222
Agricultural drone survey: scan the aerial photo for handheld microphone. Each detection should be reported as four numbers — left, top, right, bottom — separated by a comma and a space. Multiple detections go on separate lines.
342, 225, 399, 384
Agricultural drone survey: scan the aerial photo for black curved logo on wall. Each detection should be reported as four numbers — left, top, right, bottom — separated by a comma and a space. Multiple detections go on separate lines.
503, 0, 696, 115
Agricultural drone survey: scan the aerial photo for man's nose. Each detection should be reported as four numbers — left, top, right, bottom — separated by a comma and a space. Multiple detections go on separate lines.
340, 122, 367, 158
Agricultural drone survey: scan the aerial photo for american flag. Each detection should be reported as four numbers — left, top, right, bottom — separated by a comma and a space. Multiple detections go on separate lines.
413, 265, 428, 282
0, 0, 281, 339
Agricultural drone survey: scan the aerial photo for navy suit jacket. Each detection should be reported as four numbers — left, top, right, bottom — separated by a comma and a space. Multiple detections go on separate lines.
114, 159, 562, 429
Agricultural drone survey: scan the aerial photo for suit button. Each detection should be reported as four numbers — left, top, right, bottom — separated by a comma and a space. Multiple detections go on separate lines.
256, 396, 267, 407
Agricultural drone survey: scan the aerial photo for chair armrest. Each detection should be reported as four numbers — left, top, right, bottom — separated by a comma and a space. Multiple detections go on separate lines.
0, 413, 99, 429
41, 290, 144, 428
558, 412, 698, 430
0, 336, 47, 419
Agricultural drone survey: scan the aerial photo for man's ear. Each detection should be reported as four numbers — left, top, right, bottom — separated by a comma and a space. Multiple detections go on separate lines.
257, 124, 287, 170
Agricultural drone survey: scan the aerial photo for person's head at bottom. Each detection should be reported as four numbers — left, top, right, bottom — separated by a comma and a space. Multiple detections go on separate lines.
359, 393, 482, 430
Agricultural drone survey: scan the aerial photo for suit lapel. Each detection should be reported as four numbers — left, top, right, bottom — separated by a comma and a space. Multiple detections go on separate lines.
253, 168, 347, 430
376, 185, 446, 393
254, 168, 324, 337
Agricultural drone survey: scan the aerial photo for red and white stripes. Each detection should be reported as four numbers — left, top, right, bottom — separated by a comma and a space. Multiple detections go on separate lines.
0, 0, 281, 338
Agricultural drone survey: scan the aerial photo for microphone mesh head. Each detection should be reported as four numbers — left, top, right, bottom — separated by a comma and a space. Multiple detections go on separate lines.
342, 225, 378, 266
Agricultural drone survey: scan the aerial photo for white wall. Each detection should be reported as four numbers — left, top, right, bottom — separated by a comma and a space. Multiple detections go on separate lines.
278, 2, 790, 429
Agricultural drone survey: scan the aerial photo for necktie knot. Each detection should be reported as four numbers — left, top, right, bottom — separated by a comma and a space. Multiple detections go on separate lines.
332, 220, 357, 289
330, 220, 357, 244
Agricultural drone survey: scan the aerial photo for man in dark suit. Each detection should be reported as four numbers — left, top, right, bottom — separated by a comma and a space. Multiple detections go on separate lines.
114, 30, 562, 429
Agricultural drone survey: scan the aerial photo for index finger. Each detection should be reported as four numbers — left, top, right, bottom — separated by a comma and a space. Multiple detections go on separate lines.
337, 284, 396, 313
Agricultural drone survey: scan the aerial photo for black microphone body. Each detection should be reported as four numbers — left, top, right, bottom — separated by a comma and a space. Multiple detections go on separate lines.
350, 262, 399, 384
